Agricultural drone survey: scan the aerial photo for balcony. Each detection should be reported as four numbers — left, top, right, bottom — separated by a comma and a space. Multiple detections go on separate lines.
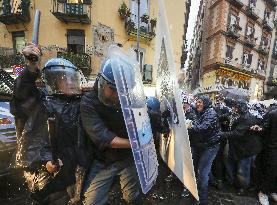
57, 52, 91, 76
0, 0, 30, 25
246, 5, 259, 21
52, 0, 91, 24
263, 18, 274, 32
258, 45, 269, 56
244, 36, 256, 48
240, 63, 252, 72
224, 57, 238, 68
0, 52, 25, 68
124, 18, 155, 41
225, 24, 241, 40
227, 0, 244, 9
256, 69, 266, 76
265, 0, 277, 7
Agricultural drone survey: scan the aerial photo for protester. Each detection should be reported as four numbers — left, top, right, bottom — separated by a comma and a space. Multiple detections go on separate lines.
251, 105, 277, 205
220, 99, 262, 195
187, 95, 220, 205
210, 94, 231, 190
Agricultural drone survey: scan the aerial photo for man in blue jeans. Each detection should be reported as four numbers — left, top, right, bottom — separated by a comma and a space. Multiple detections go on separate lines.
80, 58, 142, 205
188, 95, 221, 205
220, 99, 262, 195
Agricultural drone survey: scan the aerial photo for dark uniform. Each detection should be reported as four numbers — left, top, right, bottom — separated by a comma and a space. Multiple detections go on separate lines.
11, 59, 89, 204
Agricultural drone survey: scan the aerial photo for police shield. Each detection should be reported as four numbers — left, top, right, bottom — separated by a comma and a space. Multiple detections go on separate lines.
108, 45, 158, 194
154, 0, 198, 200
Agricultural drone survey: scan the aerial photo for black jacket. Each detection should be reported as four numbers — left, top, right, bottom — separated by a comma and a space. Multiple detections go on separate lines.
190, 96, 220, 147
222, 112, 262, 160
261, 107, 277, 151
11, 68, 89, 187
80, 86, 133, 164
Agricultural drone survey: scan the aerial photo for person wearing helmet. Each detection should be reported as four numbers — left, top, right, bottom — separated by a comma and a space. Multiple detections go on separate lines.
146, 96, 170, 136
11, 43, 90, 204
80, 58, 142, 205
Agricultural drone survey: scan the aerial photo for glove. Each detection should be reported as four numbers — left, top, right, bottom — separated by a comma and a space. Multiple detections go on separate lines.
186, 119, 192, 129
22, 43, 42, 72
218, 131, 227, 141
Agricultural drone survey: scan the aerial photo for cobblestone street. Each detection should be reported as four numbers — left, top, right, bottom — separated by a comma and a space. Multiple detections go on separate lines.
1, 164, 277, 205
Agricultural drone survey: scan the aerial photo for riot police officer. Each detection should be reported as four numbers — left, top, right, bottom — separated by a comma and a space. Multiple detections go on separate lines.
12, 44, 89, 204
80, 57, 143, 205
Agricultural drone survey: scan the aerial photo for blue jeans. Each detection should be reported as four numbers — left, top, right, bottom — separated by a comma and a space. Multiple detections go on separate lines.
226, 155, 255, 188
192, 144, 220, 205
82, 160, 140, 205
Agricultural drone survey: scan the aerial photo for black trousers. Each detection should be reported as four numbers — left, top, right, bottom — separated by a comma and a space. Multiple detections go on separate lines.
256, 149, 277, 194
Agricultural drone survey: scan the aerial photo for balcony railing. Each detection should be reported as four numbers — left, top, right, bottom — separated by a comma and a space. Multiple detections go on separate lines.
57, 52, 91, 76
0, 53, 25, 69
0, 0, 30, 25
246, 4, 259, 21
224, 57, 239, 68
225, 24, 241, 40
52, 0, 91, 24
241, 63, 252, 72
244, 36, 256, 48
257, 69, 265, 76
124, 17, 155, 41
263, 18, 274, 32
224, 58, 254, 75
227, 0, 244, 8
258, 45, 269, 55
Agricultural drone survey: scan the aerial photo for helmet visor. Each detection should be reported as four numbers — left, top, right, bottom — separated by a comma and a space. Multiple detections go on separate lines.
98, 76, 119, 108
42, 66, 82, 95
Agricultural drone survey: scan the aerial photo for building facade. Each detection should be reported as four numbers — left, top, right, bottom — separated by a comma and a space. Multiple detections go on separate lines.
264, 28, 277, 98
187, 0, 276, 100
0, 0, 188, 91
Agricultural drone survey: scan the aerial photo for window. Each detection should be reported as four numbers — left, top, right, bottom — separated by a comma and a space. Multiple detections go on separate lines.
257, 58, 265, 71
133, 47, 145, 72
12, 31, 25, 53
67, 29, 85, 53
250, 0, 257, 6
243, 52, 253, 66
246, 24, 255, 38
226, 44, 234, 60
130, 0, 150, 27
143, 64, 153, 83
264, 9, 271, 21
227, 13, 239, 33
261, 36, 269, 47
229, 14, 237, 26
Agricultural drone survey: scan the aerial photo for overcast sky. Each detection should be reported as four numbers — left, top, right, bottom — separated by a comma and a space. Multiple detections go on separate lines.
184, 0, 201, 69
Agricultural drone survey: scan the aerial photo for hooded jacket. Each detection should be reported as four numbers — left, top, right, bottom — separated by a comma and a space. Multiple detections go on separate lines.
190, 95, 220, 147
221, 100, 262, 160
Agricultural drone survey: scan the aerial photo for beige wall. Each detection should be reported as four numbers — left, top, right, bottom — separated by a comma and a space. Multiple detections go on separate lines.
0, 0, 187, 87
